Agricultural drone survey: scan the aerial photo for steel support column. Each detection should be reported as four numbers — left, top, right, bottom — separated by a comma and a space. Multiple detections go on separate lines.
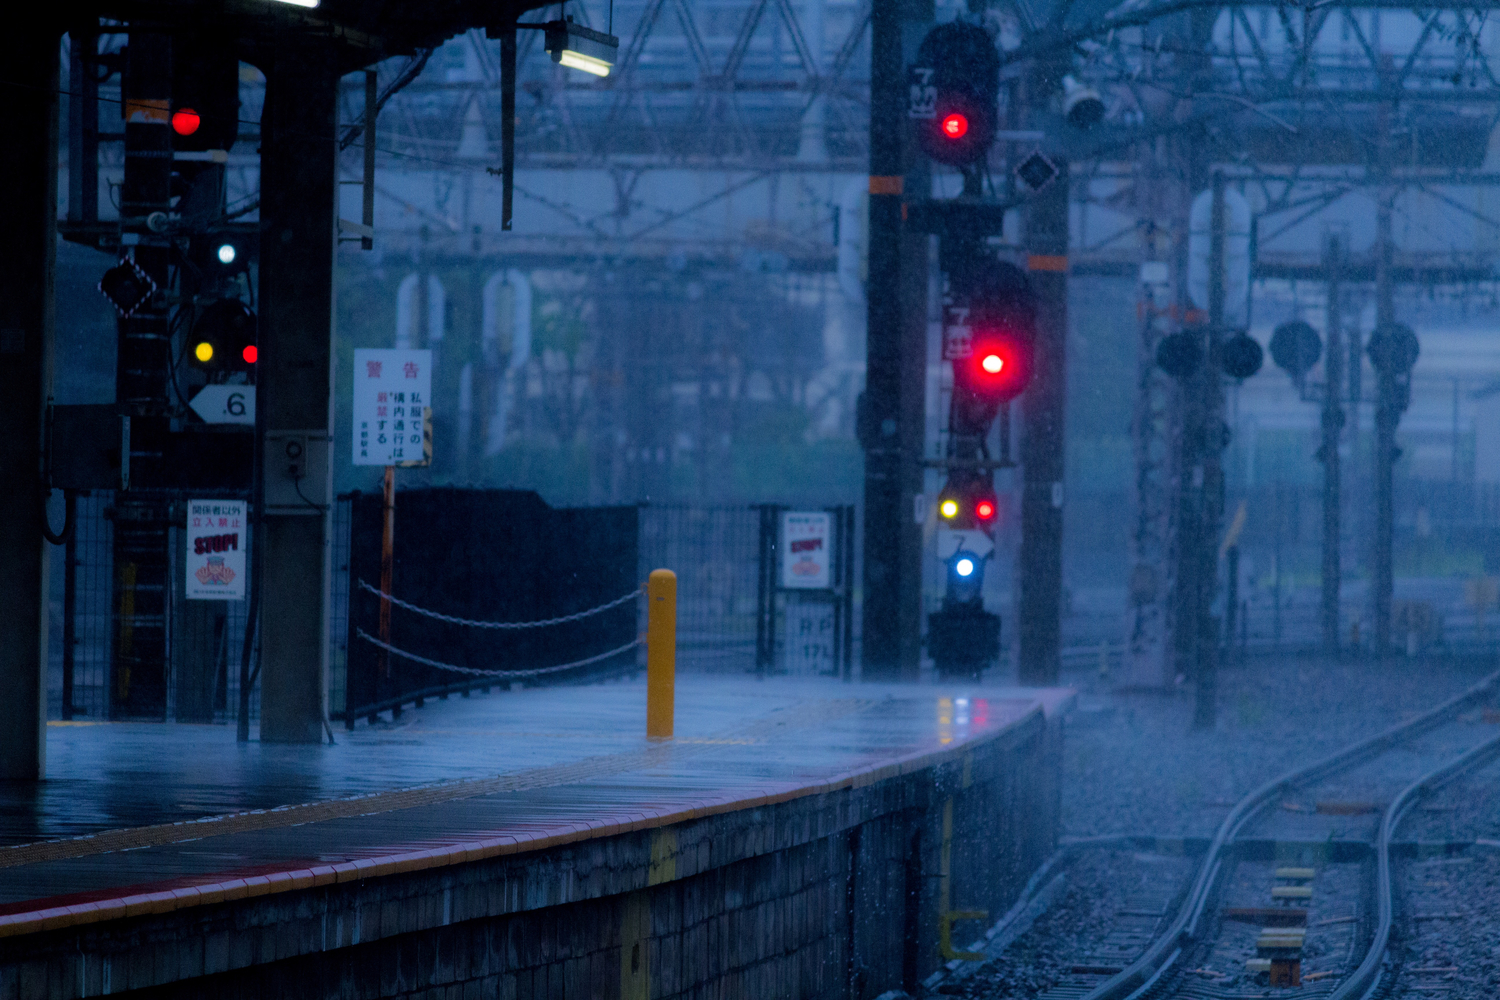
112, 33, 175, 721
1372, 194, 1398, 658
1018, 162, 1069, 686
860, 0, 928, 681
1193, 171, 1227, 730
256, 42, 338, 743
1321, 236, 1345, 656
0, 24, 60, 780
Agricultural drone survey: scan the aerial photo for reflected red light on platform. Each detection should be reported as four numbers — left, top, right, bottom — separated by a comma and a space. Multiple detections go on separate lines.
242, 345, 258, 364
172, 108, 201, 136
941, 113, 969, 139
976, 501, 995, 520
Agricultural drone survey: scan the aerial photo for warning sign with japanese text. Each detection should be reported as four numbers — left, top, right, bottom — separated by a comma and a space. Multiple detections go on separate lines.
186, 499, 246, 600
353, 349, 433, 466
781, 511, 833, 590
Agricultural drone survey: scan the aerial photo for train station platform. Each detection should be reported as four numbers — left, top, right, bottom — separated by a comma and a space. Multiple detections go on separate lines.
0, 676, 1072, 1000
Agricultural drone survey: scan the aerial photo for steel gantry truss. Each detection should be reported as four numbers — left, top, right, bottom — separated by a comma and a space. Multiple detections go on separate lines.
343, 0, 876, 173
342, 0, 1500, 677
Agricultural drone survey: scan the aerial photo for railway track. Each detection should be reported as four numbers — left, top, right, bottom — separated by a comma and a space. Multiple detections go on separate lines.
1381, 748, 1500, 1000
966, 668, 1500, 1000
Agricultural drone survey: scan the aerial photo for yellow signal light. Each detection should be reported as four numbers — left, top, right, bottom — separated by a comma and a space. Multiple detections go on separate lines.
940, 499, 959, 518
194, 341, 214, 363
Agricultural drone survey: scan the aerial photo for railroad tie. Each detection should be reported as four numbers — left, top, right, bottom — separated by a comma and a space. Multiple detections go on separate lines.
1250, 869, 1314, 986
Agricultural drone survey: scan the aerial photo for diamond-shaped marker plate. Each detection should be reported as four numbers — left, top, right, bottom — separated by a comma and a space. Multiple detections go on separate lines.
98, 258, 157, 318
1015, 150, 1059, 192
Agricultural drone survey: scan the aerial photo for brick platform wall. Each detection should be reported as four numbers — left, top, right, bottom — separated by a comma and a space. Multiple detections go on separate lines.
1, 708, 1062, 1000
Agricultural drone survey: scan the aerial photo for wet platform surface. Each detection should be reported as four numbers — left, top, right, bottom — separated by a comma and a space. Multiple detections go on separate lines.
0, 676, 1070, 927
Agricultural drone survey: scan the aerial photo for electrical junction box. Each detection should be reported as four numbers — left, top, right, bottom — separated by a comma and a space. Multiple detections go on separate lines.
263, 430, 330, 515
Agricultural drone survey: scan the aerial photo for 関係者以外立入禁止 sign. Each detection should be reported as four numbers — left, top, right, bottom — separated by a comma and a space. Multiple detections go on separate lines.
781, 511, 832, 590
186, 499, 246, 600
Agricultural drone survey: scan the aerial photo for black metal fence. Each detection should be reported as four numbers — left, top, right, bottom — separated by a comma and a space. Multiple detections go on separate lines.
49, 494, 856, 728
342, 489, 640, 725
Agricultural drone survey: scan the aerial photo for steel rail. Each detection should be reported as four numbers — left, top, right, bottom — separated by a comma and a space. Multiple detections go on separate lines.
1329, 721, 1500, 1000
1078, 666, 1500, 1000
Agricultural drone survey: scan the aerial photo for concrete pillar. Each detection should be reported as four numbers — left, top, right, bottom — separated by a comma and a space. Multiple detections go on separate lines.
1018, 161, 1069, 686
256, 42, 338, 743
861, 0, 930, 682
0, 26, 60, 780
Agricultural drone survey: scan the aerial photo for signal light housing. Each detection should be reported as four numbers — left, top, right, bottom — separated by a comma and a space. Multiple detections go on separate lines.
910, 21, 999, 167
1269, 320, 1322, 378
170, 34, 241, 152
187, 298, 257, 379
1368, 321, 1419, 376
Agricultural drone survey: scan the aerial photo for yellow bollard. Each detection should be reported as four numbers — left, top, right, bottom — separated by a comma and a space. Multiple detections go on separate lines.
646, 569, 676, 740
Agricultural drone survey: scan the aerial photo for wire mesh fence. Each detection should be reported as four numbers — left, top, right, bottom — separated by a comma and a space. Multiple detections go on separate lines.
330, 495, 353, 718
638, 505, 764, 673
46, 491, 358, 725
49, 491, 113, 720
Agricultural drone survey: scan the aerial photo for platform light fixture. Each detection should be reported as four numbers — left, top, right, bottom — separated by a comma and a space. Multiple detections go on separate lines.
263, 0, 319, 7
544, 20, 619, 77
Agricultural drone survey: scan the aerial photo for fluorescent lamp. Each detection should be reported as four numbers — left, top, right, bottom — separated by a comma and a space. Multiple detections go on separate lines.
266, 0, 320, 7
557, 50, 611, 77
545, 20, 618, 77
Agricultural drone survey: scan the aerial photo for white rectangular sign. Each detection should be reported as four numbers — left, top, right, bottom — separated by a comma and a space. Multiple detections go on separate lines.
353, 348, 433, 466
186, 499, 247, 600
781, 511, 833, 590
782, 597, 836, 675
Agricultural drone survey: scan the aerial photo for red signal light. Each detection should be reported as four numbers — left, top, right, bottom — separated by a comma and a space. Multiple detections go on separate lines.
941, 113, 969, 139
172, 108, 201, 136
976, 500, 995, 520
242, 345, 258, 364
960, 333, 1033, 402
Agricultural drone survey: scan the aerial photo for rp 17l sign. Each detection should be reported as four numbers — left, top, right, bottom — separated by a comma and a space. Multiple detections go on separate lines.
186, 499, 246, 600
353, 349, 433, 466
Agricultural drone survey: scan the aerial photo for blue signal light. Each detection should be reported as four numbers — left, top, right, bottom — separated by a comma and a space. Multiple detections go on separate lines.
955, 557, 975, 578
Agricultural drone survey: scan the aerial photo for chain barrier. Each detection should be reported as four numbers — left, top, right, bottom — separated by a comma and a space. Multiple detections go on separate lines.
355, 627, 644, 678
357, 579, 641, 630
